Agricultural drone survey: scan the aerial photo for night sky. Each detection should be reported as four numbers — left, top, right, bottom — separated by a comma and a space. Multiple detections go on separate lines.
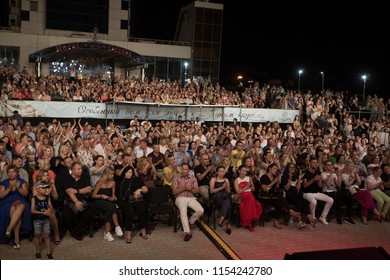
132, 1, 388, 99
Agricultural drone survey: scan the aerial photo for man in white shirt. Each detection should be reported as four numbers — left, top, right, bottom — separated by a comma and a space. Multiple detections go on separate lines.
193, 129, 208, 147
321, 160, 354, 225
228, 132, 237, 148
194, 116, 203, 127
93, 135, 108, 158
135, 139, 153, 158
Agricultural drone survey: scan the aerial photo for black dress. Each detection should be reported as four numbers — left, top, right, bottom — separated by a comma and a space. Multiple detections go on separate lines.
93, 187, 118, 223
117, 177, 147, 231
259, 174, 292, 219
212, 180, 232, 221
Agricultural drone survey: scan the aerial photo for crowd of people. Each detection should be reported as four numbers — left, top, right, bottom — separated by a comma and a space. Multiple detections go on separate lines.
2, 65, 389, 113
1, 66, 390, 260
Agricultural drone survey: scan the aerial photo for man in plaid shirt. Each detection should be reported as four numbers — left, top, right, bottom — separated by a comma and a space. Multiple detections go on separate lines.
172, 163, 204, 242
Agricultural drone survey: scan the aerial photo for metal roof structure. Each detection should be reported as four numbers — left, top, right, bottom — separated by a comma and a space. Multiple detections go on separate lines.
28, 42, 152, 68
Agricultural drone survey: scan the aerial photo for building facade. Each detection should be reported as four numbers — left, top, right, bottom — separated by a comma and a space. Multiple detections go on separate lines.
0, 0, 223, 84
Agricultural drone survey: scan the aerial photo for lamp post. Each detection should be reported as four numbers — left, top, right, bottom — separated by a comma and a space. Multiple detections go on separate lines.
298, 69, 303, 91
362, 75, 367, 102
237, 75, 243, 87
184, 62, 188, 80
320, 71, 324, 92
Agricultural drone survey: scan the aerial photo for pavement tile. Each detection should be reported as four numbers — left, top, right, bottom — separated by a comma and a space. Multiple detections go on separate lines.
1, 216, 389, 260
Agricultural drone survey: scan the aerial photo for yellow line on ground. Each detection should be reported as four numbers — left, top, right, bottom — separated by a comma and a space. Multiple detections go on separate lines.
199, 219, 240, 260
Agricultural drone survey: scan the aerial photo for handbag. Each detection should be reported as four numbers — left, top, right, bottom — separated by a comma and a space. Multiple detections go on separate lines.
348, 185, 360, 195
121, 178, 144, 204
67, 198, 91, 214
128, 193, 144, 204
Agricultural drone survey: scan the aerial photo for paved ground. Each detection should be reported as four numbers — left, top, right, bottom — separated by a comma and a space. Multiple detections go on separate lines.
1, 212, 389, 260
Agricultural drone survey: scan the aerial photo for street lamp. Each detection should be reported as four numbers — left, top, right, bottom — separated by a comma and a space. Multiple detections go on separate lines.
320, 71, 324, 92
298, 69, 303, 91
184, 62, 188, 80
237, 75, 243, 87
362, 75, 367, 102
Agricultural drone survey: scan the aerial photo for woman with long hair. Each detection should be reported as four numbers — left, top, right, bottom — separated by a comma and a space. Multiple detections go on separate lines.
91, 167, 123, 242
334, 154, 346, 173
259, 150, 274, 178
193, 145, 206, 167
136, 156, 156, 189
209, 166, 232, 234
280, 163, 309, 228
0, 164, 32, 247
341, 160, 382, 224
234, 165, 262, 232
293, 115, 301, 131
260, 163, 302, 229
186, 141, 197, 159
89, 155, 110, 189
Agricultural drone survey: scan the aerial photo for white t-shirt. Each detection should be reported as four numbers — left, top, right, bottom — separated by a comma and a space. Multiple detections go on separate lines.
135, 146, 153, 158
365, 175, 382, 191
321, 171, 338, 192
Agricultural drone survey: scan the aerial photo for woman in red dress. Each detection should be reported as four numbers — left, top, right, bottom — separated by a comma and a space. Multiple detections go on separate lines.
234, 165, 262, 232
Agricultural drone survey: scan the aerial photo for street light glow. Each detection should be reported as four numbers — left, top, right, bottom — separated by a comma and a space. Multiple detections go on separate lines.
362, 74, 367, 102
184, 62, 189, 81
298, 69, 303, 91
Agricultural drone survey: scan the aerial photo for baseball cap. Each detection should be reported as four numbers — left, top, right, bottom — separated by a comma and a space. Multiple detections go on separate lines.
35, 181, 50, 189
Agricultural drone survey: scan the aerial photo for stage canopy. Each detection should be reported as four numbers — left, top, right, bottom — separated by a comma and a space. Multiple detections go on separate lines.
29, 41, 152, 68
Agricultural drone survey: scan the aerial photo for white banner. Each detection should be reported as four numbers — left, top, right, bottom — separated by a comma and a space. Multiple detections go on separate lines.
0, 101, 299, 123
1, 260, 387, 280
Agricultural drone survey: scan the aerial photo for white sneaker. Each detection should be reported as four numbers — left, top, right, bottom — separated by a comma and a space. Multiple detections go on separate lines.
319, 216, 329, 225
115, 226, 123, 237
104, 232, 114, 242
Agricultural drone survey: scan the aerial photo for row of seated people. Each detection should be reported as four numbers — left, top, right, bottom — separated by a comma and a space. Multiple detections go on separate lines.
186, 150, 389, 230
1, 156, 389, 258
0, 161, 149, 259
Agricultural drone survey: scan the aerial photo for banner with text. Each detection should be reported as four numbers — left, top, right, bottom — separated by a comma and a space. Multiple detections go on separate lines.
0, 101, 299, 123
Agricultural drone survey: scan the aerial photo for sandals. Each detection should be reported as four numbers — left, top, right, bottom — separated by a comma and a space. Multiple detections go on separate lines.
361, 217, 368, 225
310, 218, 318, 228
375, 216, 383, 223
13, 244, 21, 250
218, 218, 226, 228
297, 221, 306, 229
273, 221, 283, 229
5, 231, 11, 238
126, 239, 132, 244
139, 232, 148, 240
289, 210, 301, 218
55, 235, 61, 245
